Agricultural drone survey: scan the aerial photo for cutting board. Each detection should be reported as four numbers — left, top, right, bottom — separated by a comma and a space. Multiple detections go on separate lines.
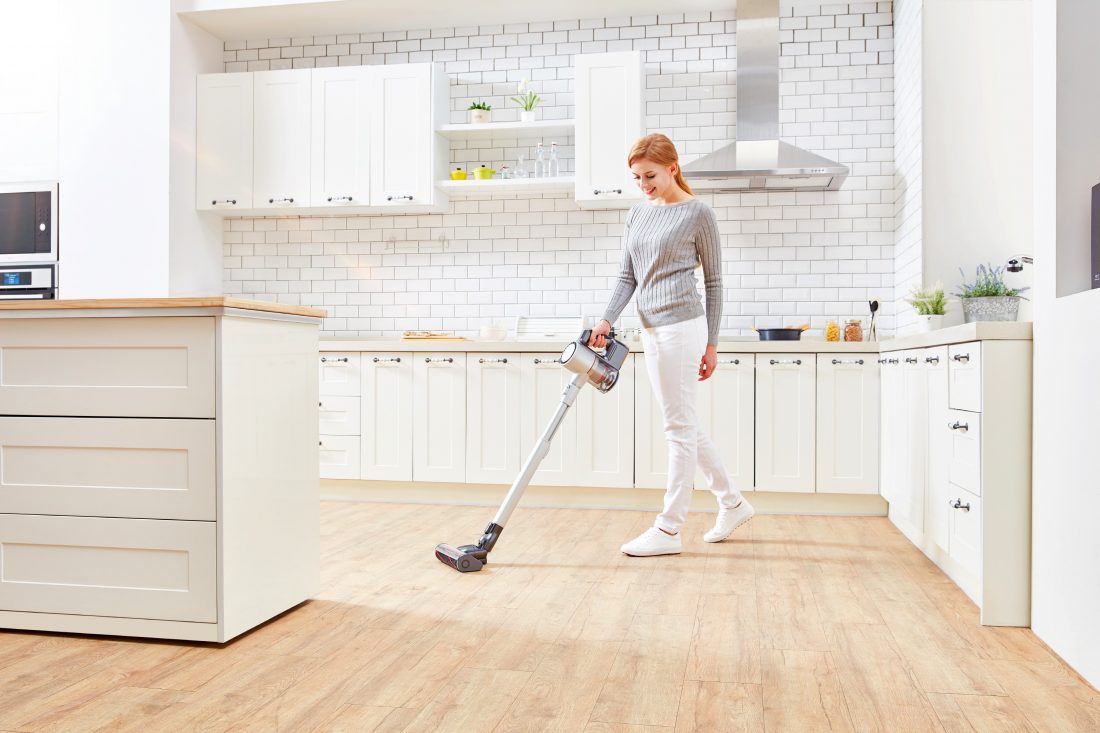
401, 331, 468, 340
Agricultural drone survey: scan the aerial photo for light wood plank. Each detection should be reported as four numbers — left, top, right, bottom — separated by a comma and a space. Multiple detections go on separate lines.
686, 593, 762, 684
985, 659, 1100, 732
674, 680, 764, 732
761, 648, 854, 732
584, 724, 672, 733
399, 668, 530, 732
312, 704, 407, 733
925, 692, 1038, 733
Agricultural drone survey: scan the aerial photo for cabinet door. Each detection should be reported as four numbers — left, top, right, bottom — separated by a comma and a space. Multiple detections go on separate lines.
948, 342, 982, 412
361, 353, 412, 481
878, 355, 904, 504
466, 354, 522, 484
924, 347, 951, 552
948, 487, 982, 579
574, 354, 635, 488
412, 353, 466, 482
320, 435, 362, 480
370, 63, 434, 206
636, 354, 754, 492
816, 355, 880, 493
755, 355, 816, 492
895, 351, 929, 542
574, 51, 644, 209
196, 72, 252, 211
253, 69, 311, 210
520, 354, 578, 486
319, 353, 361, 396
311, 66, 371, 206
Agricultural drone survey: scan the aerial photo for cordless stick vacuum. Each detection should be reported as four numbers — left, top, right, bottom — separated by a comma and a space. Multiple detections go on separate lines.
435, 328, 630, 572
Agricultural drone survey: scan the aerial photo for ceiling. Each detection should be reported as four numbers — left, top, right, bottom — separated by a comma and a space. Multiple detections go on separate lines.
176, 0, 734, 40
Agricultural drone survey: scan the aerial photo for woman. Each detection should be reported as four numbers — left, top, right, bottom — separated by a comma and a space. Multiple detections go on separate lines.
589, 133, 754, 557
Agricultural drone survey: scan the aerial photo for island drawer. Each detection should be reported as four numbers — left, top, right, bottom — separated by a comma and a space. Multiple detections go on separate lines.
0, 514, 217, 623
0, 316, 215, 418
0, 417, 216, 520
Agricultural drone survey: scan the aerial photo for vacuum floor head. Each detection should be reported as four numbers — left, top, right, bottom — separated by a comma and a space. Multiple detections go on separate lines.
435, 543, 485, 573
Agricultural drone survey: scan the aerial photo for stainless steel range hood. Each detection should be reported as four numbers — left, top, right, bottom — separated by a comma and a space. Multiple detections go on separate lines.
681, 0, 848, 192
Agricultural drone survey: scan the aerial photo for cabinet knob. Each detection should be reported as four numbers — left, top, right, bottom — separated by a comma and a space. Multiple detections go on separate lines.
832, 358, 865, 365
320, 356, 349, 363
950, 498, 971, 512
211, 199, 237, 206
769, 359, 802, 365
387, 194, 415, 201
949, 421, 969, 432
593, 188, 623, 195
425, 357, 455, 364
327, 195, 353, 202
372, 356, 401, 363
268, 197, 295, 204
925, 356, 940, 364
952, 353, 970, 362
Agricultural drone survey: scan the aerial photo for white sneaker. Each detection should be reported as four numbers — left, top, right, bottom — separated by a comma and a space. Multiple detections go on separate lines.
620, 527, 682, 557
704, 499, 755, 542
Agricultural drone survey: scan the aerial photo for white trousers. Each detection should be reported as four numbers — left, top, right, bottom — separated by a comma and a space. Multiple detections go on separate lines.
641, 316, 743, 534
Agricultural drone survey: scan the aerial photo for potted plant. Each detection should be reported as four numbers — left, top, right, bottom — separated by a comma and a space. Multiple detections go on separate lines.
954, 263, 1028, 322
905, 284, 948, 332
467, 101, 491, 124
511, 79, 540, 122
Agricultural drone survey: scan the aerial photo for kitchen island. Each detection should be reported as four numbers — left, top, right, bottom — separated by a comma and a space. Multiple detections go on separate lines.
0, 298, 325, 642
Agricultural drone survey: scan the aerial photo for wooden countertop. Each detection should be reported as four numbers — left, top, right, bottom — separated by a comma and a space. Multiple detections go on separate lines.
0, 297, 326, 319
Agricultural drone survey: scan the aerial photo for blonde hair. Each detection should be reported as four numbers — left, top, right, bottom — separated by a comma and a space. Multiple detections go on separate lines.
627, 133, 693, 195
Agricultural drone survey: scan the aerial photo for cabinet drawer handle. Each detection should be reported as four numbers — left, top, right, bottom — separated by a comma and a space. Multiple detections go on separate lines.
949, 421, 969, 432
950, 498, 971, 512
769, 359, 802, 365
952, 353, 970, 362
479, 357, 508, 364
593, 188, 623, 195
387, 194, 415, 201
425, 357, 455, 363
887, 358, 899, 364
831, 358, 865, 365
321, 356, 349, 363
327, 195, 353, 202
533, 357, 558, 365
211, 199, 237, 205
719, 358, 740, 365
372, 356, 401, 363
268, 197, 295, 204
905, 357, 918, 364
925, 355, 940, 364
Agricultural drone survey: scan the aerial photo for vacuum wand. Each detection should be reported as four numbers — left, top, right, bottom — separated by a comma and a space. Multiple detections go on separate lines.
435, 328, 629, 573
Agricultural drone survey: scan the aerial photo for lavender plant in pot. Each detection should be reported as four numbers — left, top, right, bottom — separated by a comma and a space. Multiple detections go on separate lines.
905, 283, 948, 332
954, 264, 1028, 322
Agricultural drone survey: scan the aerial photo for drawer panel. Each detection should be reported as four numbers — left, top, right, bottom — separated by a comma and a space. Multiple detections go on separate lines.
0, 417, 216, 520
948, 342, 982, 412
0, 515, 216, 623
946, 409, 981, 496
319, 353, 361, 396
948, 486, 982, 578
319, 434, 361, 479
0, 317, 215, 418
319, 395, 361, 436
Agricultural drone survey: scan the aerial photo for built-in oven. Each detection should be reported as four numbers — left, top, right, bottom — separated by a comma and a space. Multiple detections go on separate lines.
0, 264, 56, 300
0, 182, 58, 265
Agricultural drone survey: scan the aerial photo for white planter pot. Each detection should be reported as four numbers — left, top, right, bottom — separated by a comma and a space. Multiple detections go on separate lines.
961, 296, 1020, 323
915, 314, 944, 333
469, 109, 490, 124
520, 110, 536, 122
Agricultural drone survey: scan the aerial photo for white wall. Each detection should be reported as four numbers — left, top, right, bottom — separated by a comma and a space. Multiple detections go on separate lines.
0, 0, 59, 182
922, 0, 1033, 326
892, 0, 921, 333
1031, 0, 1100, 690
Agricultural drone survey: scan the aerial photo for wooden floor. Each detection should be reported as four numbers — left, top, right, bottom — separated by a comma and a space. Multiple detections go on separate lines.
1, 503, 1098, 732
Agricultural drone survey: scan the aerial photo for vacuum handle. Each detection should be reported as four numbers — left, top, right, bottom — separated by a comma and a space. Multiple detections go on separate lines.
579, 326, 616, 347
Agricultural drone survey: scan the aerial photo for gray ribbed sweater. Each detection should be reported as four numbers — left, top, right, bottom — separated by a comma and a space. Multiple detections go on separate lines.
602, 199, 723, 344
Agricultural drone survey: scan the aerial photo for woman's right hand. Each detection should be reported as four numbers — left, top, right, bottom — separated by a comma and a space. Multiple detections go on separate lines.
588, 319, 612, 349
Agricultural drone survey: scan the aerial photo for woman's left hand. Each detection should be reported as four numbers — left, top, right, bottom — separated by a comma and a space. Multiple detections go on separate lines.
698, 344, 718, 381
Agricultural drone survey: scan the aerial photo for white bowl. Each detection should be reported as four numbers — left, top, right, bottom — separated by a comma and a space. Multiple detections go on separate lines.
480, 326, 508, 340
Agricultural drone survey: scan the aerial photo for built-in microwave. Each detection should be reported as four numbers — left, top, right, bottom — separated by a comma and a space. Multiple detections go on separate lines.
0, 182, 57, 264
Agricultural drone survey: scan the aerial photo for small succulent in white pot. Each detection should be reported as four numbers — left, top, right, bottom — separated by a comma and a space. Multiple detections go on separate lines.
954, 264, 1028, 322
467, 101, 491, 124
905, 283, 948, 332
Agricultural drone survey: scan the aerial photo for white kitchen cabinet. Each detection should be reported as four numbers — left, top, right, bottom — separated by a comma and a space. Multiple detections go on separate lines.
360, 352, 413, 482
252, 69, 311, 210
878, 353, 904, 506
311, 66, 371, 207
520, 353, 579, 486
574, 354, 635, 488
196, 72, 252, 212
369, 63, 448, 208
319, 395, 361, 436
816, 355, 880, 493
896, 350, 930, 543
319, 353, 361, 396
948, 342, 982, 412
319, 434, 361, 480
574, 51, 644, 209
755, 355, 816, 492
947, 487, 982, 578
412, 353, 466, 482
923, 347, 951, 553
636, 354, 754, 492
466, 354, 522, 485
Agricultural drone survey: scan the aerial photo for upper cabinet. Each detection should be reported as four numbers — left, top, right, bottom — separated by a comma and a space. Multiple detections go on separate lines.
370, 63, 447, 207
574, 51, 644, 210
252, 69, 311, 211
196, 72, 253, 211
311, 67, 372, 207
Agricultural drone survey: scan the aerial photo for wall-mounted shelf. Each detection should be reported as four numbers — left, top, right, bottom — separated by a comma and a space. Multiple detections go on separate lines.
436, 177, 575, 194
436, 119, 575, 141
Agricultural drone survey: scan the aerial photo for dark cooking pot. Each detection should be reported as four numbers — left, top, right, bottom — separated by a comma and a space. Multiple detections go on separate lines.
755, 327, 804, 341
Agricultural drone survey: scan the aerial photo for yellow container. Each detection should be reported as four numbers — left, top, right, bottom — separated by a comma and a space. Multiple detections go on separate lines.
473, 165, 495, 180
450, 168, 467, 180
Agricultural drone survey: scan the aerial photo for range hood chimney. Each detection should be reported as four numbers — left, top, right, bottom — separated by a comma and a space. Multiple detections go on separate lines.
681, 0, 848, 192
